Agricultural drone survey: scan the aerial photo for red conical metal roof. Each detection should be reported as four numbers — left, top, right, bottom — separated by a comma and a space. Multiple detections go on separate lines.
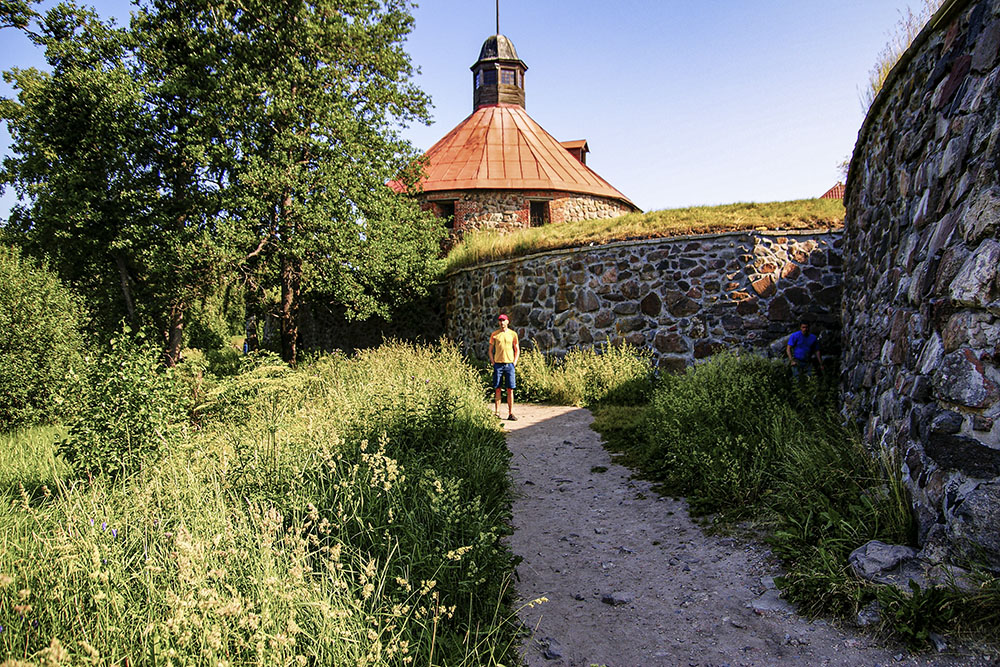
402, 104, 637, 209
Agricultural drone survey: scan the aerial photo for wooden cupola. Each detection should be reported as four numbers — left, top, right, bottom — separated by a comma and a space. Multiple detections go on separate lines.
471, 34, 528, 110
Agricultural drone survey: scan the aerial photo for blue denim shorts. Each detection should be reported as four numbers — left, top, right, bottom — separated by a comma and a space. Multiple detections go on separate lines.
492, 363, 516, 389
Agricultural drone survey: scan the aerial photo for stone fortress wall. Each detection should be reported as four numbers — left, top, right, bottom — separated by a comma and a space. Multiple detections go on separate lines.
445, 230, 842, 372
842, 0, 1000, 568
424, 189, 635, 234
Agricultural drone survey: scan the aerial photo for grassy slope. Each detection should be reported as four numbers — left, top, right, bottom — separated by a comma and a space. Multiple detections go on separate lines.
445, 198, 845, 273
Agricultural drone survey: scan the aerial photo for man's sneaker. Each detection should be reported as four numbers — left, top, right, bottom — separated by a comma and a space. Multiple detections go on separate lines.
508, 414, 518, 421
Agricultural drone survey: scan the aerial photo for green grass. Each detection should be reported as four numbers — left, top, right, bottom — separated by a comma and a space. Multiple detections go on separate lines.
444, 198, 844, 273
514, 344, 655, 407
0, 342, 520, 665
589, 350, 1000, 650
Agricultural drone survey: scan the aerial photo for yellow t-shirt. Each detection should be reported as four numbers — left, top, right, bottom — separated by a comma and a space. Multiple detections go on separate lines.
490, 329, 518, 363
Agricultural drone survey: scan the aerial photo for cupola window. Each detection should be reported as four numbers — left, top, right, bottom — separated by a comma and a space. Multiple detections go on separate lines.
501, 69, 516, 86
483, 69, 497, 86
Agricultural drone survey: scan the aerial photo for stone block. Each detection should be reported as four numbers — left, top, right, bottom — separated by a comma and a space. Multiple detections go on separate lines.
973, 415, 994, 432
926, 432, 1000, 479
577, 290, 600, 313
613, 301, 639, 315
667, 295, 700, 317
751, 276, 777, 298
972, 19, 1000, 72
694, 340, 723, 359
625, 332, 646, 347
930, 410, 964, 435
780, 263, 801, 280
784, 286, 810, 306
654, 332, 687, 354
950, 239, 1000, 307
962, 187, 1000, 244
768, 296, 791, 321
640, 292, 662, 316
621, 280, 640, 299
736, 298, 759, 315
948, 482, 1000, 568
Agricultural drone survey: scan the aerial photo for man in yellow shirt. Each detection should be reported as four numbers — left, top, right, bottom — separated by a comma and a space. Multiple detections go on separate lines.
488, 313, 520, 421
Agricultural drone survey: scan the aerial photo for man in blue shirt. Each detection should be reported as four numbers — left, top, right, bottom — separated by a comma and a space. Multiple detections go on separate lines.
786, 321, 824, 378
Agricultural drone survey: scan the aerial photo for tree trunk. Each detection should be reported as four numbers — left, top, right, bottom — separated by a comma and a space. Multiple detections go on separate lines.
279, 254, 302, 364
163, 301, 185, 367
113, 253, 137, 326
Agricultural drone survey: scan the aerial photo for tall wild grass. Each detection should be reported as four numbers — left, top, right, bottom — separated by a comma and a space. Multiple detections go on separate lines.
0, 342, 519, 665
514, 344, 655, 407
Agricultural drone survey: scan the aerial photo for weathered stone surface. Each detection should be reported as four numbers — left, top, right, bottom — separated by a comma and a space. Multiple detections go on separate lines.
577, 290, 600, 312
932, 349, 999, 408
694, 341, 723, 359
840, 0, 1000, 573
668, 296, 700, 317
949, 482, 1000, 564
751, 275, 777, 298
658, 356, 688, 373
949, 238, 1000, 306
781, 263, 801, 280
972, 19, 1000, 72
613, 301, 639, 315
925, 433, 1000, 478
849, 540, 919, 581
653, 332, 687, 354
640, 292, 662, 317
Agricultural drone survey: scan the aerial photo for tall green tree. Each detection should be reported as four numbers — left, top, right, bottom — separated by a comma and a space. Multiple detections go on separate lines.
1, 2, 228, 364
4, 0, 443, 365
207, 0, 442, 362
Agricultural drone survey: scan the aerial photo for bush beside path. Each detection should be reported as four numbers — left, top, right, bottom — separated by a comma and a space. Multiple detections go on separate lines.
504, 404, 987, 666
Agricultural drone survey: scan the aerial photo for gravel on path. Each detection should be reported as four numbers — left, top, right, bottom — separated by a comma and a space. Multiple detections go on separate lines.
503, 404, 992, 667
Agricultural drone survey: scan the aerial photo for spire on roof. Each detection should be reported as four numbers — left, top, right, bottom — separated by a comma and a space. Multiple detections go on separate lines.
471, 33, 528, 110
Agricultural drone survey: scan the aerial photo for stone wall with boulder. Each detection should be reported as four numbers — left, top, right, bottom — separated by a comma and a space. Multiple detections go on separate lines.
445, 230, 842, 371
423, 189, 636, 234
842, 0, 1000, 570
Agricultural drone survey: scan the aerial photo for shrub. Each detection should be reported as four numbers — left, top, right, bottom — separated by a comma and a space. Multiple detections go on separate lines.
59, 328, 186, 477
0, 245, 85, 429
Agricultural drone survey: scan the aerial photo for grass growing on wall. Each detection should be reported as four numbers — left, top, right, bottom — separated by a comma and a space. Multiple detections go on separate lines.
0, 342, 520, 665
444, 198, 844, 273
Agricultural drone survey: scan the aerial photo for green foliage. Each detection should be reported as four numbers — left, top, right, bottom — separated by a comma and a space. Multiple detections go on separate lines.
0, 245, 85, 428
59, 328, 186, 478
877, 581, 957, 649
1, 342, 519, 664
639, 352, 792, 513
595, 351, 923, 632
516, 344, 655, 406
3, 0, 442, 364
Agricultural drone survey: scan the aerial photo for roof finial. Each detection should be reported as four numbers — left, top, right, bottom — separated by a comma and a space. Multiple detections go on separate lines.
496, 0, 499, 35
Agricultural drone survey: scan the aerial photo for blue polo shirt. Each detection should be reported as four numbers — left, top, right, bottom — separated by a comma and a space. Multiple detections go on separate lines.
788, 331, 818, 360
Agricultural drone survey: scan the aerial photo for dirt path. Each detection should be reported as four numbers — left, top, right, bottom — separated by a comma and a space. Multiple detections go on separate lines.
504, 404, 992, 667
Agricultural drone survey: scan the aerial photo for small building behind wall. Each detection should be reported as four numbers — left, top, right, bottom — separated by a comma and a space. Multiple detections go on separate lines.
393, 32, 639, 234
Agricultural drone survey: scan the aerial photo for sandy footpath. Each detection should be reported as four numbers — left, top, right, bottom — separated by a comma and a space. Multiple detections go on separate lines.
503, 404, 994, 667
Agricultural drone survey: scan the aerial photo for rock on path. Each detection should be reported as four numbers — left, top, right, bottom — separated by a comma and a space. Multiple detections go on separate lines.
503, 404, 989, 667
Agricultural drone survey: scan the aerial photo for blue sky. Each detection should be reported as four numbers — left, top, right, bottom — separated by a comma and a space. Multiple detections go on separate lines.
2, 0, 927, 216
